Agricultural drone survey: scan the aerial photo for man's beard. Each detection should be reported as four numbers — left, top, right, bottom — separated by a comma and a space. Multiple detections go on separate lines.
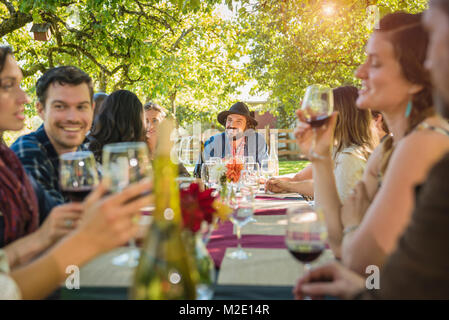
226, 127, 244, 139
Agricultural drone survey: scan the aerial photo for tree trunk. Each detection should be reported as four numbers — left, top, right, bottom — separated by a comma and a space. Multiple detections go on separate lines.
169, 90, 177, 116
99, 71, 107, 92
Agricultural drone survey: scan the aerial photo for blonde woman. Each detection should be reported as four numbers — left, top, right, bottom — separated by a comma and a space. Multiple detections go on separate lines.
267, 86, 377, 203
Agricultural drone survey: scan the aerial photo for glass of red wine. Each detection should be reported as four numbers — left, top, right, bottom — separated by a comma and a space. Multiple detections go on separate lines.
102, 142, 152, 268
60, 151, 99, 202
300, 85, 334, 159
285, 204, 327, 300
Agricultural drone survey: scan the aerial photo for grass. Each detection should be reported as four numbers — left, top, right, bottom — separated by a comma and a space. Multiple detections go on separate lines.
279, 160, 309, 175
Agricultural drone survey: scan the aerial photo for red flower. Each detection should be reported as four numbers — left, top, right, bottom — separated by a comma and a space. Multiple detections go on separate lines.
180, 183, 217, 233
226, 159, 244, 183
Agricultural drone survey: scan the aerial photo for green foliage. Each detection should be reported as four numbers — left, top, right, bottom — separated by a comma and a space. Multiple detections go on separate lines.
237, 0, 428, 127
1, 0, 245, 119
0, 0, 429, 129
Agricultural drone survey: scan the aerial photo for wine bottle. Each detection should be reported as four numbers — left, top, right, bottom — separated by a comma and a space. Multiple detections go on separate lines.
132, 119, 198, 300
269, 132, 279, 176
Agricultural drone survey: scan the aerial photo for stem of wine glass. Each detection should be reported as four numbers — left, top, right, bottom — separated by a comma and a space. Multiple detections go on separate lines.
236, 224, 242, 252
303, 263, 312, 300
311, 128, 325, 160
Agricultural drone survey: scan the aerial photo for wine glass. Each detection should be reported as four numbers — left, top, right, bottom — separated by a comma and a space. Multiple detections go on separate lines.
240, 168, 259, 196
204, 159, 219, 188
285, 205, 327, 300
240, 168, 259, 223
226, 188, 254, 260
300, 85, 334, 159
210, 157, 223, 164
60, 151, 99, 202
102, 142, 152, 267
261, 159, 275, 184
243, 156, 255, 164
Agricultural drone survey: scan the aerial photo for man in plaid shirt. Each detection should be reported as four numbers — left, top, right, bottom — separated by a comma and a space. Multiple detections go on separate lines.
11, 66, 94, 219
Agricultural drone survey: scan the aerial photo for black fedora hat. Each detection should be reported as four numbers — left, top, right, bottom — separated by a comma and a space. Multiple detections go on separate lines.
217, 102, 258, 127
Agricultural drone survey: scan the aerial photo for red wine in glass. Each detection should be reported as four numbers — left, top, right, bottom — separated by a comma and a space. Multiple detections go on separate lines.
63, 186, 93, 202
305, 114, 331, 128
287, 244, 325, 263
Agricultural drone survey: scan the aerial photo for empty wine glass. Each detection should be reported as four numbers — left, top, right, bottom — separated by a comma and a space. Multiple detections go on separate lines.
102, 142, 152, 267
227, 188, 254, 260
60, 151, 99, 202
240, 168, 259, 222
300, 85, 334, 159
243, 156, 255, 164
261, 159, 275, 182
286, 205, 327, 300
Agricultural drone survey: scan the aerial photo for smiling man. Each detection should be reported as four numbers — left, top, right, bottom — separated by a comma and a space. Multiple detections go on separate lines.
194, 102, 268, 177
11, 66, 94, 218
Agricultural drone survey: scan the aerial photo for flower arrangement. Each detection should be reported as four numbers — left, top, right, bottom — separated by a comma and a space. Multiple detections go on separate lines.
225, 158, 244, 183
180, 182, 231, 233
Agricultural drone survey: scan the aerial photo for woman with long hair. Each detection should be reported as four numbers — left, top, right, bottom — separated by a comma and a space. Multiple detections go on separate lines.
87, 90, 145, 163
267, 85, 377, 202
295, 12, 449, 273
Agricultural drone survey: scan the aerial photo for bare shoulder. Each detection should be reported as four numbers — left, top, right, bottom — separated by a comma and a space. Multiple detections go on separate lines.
396, 117, 449, 157
386, 118, 449, 183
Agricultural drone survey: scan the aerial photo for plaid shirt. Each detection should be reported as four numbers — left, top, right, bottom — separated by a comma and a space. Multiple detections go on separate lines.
10, 125, 87, 219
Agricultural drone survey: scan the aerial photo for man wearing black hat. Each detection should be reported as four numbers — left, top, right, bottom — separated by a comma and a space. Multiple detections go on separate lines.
194, 102, 268, 176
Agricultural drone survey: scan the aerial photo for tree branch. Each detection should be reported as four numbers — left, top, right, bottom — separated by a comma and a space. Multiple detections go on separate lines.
136, 0, 180, 23
0, 0, 15, 14
171, 27, 194, 51
0, 10, 32, 38
120, 4, 174, 34
21, 63, 46, 78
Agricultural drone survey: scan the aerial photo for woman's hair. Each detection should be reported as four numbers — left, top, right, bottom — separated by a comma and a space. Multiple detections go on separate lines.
88, 90, 145, 163
0, 46, 12, 74
333, 86, 375, 159
371, 110, 390, 135
375, 12, 434, 174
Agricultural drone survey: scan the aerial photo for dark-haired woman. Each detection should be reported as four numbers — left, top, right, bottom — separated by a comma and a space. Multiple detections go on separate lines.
295, 12, 449, 273
87, 90, 145, 164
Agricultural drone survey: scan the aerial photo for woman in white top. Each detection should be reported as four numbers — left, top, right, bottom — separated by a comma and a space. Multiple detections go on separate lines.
267, 86, 378, 202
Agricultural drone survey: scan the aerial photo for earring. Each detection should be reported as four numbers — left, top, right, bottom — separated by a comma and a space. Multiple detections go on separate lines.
405, 100, 413, 118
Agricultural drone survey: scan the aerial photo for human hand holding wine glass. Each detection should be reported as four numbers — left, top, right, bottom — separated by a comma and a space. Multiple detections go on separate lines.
102, 141, 152, 267
286, 205, 327, 300
297, 85, 335, 160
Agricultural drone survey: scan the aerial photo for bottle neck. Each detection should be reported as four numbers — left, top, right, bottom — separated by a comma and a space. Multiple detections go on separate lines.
153, 155, 182, 225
